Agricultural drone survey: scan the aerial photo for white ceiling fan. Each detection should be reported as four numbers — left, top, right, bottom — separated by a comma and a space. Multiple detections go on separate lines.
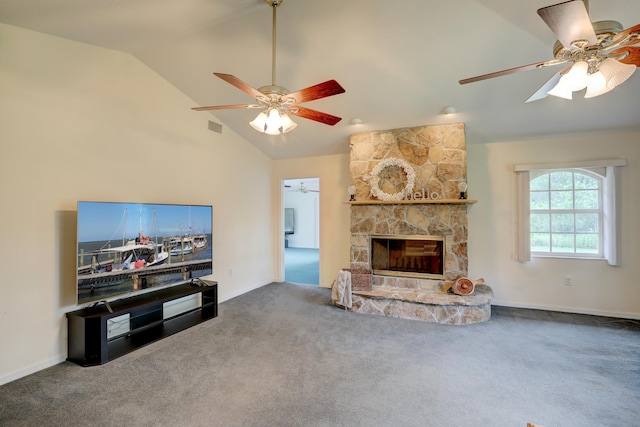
459, 0, 640, 102
285, 182, 319, 194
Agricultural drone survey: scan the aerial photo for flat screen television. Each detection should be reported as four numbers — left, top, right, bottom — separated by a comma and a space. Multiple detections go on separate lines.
76, 201, 213, 306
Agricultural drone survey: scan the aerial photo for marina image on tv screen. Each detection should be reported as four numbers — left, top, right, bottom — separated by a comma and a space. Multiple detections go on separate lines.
76, 201, 213, 305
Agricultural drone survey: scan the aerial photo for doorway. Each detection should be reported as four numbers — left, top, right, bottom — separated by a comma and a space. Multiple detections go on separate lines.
283, 177, 320, 285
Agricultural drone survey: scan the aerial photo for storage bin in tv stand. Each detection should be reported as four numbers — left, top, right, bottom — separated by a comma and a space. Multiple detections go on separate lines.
66, 282, 217, 366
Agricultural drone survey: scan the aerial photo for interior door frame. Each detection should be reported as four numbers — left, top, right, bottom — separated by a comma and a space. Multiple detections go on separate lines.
280, 176, 320, 284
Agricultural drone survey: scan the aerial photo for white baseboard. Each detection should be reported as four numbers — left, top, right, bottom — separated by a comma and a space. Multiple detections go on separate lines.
218, 279, 273, 303
491, 300, 640, 320
0, 354, 67, 387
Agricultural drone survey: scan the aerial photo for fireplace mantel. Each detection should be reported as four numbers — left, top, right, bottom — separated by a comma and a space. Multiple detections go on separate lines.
345, 199, 477, 205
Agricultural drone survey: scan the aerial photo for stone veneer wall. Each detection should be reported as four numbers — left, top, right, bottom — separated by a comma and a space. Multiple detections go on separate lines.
350, 204, 468, 281
349, 123, 466, 201
349, 123, 468, 282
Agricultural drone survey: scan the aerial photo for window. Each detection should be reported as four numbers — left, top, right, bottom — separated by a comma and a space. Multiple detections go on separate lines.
515, 159, 626, 266
529, 169, 602, 257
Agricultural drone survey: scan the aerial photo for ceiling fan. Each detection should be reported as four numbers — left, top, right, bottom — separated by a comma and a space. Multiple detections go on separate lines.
192, 0, 345, 135
285, 182, 319, 193
459, 0, 640, 102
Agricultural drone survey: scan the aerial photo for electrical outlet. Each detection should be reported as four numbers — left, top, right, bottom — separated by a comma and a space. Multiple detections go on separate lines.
564, 276, 572, 286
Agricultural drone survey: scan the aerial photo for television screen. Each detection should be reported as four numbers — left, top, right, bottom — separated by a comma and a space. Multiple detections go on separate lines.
76, 201, 213, 305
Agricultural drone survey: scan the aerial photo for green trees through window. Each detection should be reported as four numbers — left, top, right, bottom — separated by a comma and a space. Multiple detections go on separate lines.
530, 170, 602, 256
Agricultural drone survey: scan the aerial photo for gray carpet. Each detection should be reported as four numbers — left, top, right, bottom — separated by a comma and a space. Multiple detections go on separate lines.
1, 282, 639, 427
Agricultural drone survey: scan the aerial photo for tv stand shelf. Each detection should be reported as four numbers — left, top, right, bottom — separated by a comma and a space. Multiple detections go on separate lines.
66, 282, 217, 366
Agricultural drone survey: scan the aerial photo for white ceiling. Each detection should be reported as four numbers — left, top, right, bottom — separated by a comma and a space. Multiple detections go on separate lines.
2, 0, 639, 159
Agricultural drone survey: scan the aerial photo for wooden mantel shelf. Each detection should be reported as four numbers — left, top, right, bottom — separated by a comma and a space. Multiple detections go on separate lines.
345, 199, 477, 205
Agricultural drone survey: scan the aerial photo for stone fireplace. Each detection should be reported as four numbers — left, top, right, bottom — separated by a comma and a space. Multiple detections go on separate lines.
349, 123, 470, 282
343, 123, 493, 325
350, 203, 469, 284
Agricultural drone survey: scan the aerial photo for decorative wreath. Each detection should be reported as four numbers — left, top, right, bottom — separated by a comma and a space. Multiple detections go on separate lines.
369, 158, 416, 201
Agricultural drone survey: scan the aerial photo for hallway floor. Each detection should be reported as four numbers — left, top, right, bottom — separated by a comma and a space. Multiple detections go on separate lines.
284, 247, 319, 285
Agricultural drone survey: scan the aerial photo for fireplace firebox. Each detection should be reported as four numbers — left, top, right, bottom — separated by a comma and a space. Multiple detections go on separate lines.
370, 235, 445, 280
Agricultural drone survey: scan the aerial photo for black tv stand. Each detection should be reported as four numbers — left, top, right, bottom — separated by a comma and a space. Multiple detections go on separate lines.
66, 282, 217, 366
90, 299, 113, 313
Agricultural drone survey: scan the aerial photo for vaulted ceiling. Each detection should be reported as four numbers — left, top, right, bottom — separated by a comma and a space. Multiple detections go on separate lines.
2, 0, 639, 159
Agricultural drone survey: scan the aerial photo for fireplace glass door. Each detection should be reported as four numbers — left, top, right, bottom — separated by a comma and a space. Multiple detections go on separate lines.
370, 235, 444, 279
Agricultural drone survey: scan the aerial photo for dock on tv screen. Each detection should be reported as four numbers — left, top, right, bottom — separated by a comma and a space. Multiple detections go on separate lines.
76, 201, 213, 305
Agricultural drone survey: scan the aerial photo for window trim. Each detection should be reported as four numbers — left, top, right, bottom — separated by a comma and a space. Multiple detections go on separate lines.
515, 159, 626, 171
529, 169, 604, 259
514, 159, 626, 266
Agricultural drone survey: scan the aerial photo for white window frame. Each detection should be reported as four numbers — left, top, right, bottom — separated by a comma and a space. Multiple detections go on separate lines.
529, 169, 603, 259
515, 159, 626, 266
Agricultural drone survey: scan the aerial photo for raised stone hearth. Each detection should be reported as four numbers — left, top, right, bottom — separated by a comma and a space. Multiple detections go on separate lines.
344, 123, 493, 325
348, 276, 493, 325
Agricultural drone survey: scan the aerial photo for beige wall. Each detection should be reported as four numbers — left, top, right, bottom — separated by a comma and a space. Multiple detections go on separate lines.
273, 154, 351, 287
0, 24, 275, 384
2, 23, 639, 386
467, 133, 640, 318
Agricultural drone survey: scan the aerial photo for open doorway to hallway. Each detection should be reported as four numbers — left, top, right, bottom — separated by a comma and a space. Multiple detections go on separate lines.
283, 177, 320, 285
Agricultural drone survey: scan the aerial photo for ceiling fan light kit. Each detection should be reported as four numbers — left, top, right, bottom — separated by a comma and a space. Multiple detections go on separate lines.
600, 57, 637, 88
548, 60, 589, 99
193, 0, 345, 135
584, 68, 610, 98
544, 50, 636, 101
250, 109, 297, 135
459, 0, 639, 102
547, 52, 636, 100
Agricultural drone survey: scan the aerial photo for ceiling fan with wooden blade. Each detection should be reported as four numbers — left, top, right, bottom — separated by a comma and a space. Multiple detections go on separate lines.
192, 0, 345, 134
459, 0, 640, 102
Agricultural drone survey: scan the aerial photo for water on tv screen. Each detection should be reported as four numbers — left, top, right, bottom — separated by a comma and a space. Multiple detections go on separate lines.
76, 201, 213, 305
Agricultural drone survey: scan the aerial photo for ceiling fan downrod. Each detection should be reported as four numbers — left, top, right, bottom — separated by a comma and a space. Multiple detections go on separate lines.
267, 0, 284, 87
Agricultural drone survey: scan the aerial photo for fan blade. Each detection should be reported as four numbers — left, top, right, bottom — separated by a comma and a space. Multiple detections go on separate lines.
192, 104, 260, 111
537, 1, 597, 48
525, 66, 571, 103
286, 80, 346, 104
609, 24, 640, 49
289, 106, 342, 126
459, 59, 566, 84
614, 47, 640, 66
213, 73, 264, 99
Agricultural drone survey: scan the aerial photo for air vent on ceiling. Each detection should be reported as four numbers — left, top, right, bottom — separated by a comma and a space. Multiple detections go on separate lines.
208, 120, 222, 134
